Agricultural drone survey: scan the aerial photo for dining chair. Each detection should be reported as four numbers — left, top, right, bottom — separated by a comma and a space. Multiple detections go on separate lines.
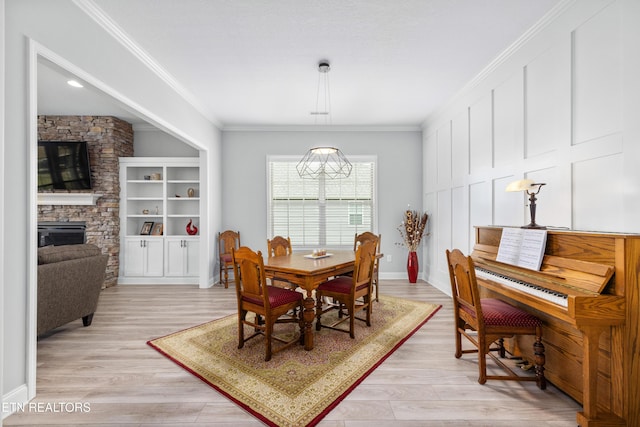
315, 239, 377, 339
267, 236, 292, 257
218, 230, 240, 288
445, 248, 546, 389
232, 246, 304, 361
267, 236, 296, 290
353, 232, 381, 302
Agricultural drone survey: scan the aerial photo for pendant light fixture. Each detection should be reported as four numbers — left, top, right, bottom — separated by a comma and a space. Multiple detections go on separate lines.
297, 61, 352, 179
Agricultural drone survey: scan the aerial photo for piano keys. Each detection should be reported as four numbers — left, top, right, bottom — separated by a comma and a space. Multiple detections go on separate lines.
474, 266, 569, 307
471, 226, 640, 427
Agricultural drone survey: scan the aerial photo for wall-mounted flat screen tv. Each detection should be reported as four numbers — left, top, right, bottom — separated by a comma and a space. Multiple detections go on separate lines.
38, 141, 92, 190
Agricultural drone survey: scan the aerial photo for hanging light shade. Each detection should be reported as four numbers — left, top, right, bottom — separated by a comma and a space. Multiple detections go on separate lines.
297, 61, 352, 179
296, 146, 353, 179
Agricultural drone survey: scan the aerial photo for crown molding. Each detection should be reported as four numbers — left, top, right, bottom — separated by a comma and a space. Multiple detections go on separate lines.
222, 124, 423, 132
72, 0, 222, 129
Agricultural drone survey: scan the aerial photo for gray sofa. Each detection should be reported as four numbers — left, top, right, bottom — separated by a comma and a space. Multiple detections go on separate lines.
37, 244, 109, 336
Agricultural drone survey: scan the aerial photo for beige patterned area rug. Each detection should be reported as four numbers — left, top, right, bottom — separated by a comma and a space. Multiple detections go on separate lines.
147, 295, 440, 427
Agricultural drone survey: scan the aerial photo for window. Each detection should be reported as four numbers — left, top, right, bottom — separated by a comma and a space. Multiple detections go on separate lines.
268, 155, 377, 247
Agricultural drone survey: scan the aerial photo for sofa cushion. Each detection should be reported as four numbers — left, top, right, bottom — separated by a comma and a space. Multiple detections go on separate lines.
38, 244, 102, 265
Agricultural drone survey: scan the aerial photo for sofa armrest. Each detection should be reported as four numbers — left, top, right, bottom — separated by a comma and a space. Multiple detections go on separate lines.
37, 254, 108, 336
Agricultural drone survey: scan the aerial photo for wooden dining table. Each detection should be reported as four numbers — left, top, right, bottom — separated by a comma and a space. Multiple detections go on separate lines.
263, 250, 356, 350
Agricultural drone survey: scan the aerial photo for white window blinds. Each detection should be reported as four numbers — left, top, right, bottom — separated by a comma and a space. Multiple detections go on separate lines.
268, 156, 376, 247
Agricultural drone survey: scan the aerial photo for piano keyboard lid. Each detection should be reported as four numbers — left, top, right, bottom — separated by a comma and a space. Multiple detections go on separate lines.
472, 243, 614, 295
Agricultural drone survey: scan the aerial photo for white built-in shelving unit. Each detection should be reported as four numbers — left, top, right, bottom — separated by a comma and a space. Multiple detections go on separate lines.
118, 157, 200, 284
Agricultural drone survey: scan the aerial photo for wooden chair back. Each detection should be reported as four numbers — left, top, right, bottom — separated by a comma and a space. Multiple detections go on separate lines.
446, 248, 483, 332
267, 236, 292, 258
218, 230, 241, 288
232, 246, 268, 307
219, 230, 241, 257
354, 232, 381, 301
354, 239, 377, 289
353, 231, 380, 251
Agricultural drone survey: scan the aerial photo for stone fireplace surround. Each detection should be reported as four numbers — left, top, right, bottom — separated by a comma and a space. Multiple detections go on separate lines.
37, 115, 134, 287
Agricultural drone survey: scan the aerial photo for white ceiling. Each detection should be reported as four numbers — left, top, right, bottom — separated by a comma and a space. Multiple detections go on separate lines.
38, 0, 563, 129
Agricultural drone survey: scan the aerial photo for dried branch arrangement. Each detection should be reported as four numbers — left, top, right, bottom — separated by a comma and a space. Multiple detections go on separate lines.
397, 210, 429, 252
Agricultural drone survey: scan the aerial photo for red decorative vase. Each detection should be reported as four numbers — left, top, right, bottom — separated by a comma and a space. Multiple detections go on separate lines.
186, 219, 198, 235
407, 251, 418, 283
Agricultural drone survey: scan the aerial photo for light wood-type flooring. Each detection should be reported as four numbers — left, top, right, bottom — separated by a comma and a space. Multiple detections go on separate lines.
4, 280, 582, 426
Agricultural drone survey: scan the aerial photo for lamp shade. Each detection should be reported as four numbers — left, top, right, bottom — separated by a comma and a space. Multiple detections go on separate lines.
506, 179, 535, 192
296, 147, 352, 179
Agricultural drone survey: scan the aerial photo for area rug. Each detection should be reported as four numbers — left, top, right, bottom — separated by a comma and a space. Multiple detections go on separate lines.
147, 295, 440, 427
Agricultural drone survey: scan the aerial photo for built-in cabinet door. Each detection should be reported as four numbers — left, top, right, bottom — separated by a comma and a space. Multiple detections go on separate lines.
124, 237, 164, 277
165, 237, 199, 277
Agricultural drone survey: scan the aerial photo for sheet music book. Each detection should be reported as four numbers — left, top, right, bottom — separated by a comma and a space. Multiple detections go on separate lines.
496, 228, 548, 270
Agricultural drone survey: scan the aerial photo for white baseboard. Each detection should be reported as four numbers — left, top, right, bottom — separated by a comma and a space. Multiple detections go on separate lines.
2, 384, 29, 420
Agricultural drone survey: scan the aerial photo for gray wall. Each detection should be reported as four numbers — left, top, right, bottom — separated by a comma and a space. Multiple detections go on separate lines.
133, 128, 200, 157
221, 130, 423, 276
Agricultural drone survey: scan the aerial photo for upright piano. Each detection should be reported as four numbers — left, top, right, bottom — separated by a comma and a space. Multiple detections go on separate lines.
471, 226, 640, 427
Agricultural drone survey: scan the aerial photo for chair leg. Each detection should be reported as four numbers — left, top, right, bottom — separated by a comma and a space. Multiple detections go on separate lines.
298, 307, 305, 344
374, 273, 379, 302
349, 305, 355, 339
477, 335, 488, 384
315, 293, 323, 331
264, 321, 273, 362
454, 323, 463, 359
498, 337, 506, 358
223, 265, 229, 288
238, 311, 246, 349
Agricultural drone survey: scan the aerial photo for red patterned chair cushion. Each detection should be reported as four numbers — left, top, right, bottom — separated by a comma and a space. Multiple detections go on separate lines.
221, 254, 233, 263
317, 276, 368, 294
242, 286, 302, 307
481, 298, 541, 328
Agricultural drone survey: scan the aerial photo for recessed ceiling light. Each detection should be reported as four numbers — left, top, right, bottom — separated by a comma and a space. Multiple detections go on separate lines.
67, 80, 83, 88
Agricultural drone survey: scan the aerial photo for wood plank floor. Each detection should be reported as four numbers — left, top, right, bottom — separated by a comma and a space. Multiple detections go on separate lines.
4, 280, 582, 426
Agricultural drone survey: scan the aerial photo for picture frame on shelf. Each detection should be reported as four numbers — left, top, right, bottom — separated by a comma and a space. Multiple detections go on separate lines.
140, 221, 154, 235
151, 223, 163, 236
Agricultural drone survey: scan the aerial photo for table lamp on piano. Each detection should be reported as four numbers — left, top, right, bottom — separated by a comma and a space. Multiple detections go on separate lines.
506, 179, 546, 229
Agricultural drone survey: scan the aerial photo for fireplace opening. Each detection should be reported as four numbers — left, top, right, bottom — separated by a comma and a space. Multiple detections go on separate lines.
38, 221, 86, 247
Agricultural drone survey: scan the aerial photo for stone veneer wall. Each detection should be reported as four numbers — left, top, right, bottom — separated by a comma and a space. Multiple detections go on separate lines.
38, 115, 134, 287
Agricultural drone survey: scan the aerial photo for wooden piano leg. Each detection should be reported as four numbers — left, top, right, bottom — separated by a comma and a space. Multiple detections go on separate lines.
576, 325, 625, 427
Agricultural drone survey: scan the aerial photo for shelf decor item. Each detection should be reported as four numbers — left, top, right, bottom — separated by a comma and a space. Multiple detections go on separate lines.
187, 187, 195, 197
397, 209, 429, 283
140, 221, 154, 235
151, 223, 163, 236
186, 219, 198, 235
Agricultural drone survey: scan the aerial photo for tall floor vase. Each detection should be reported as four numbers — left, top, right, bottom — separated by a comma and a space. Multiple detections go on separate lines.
407, 251, 418, 283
